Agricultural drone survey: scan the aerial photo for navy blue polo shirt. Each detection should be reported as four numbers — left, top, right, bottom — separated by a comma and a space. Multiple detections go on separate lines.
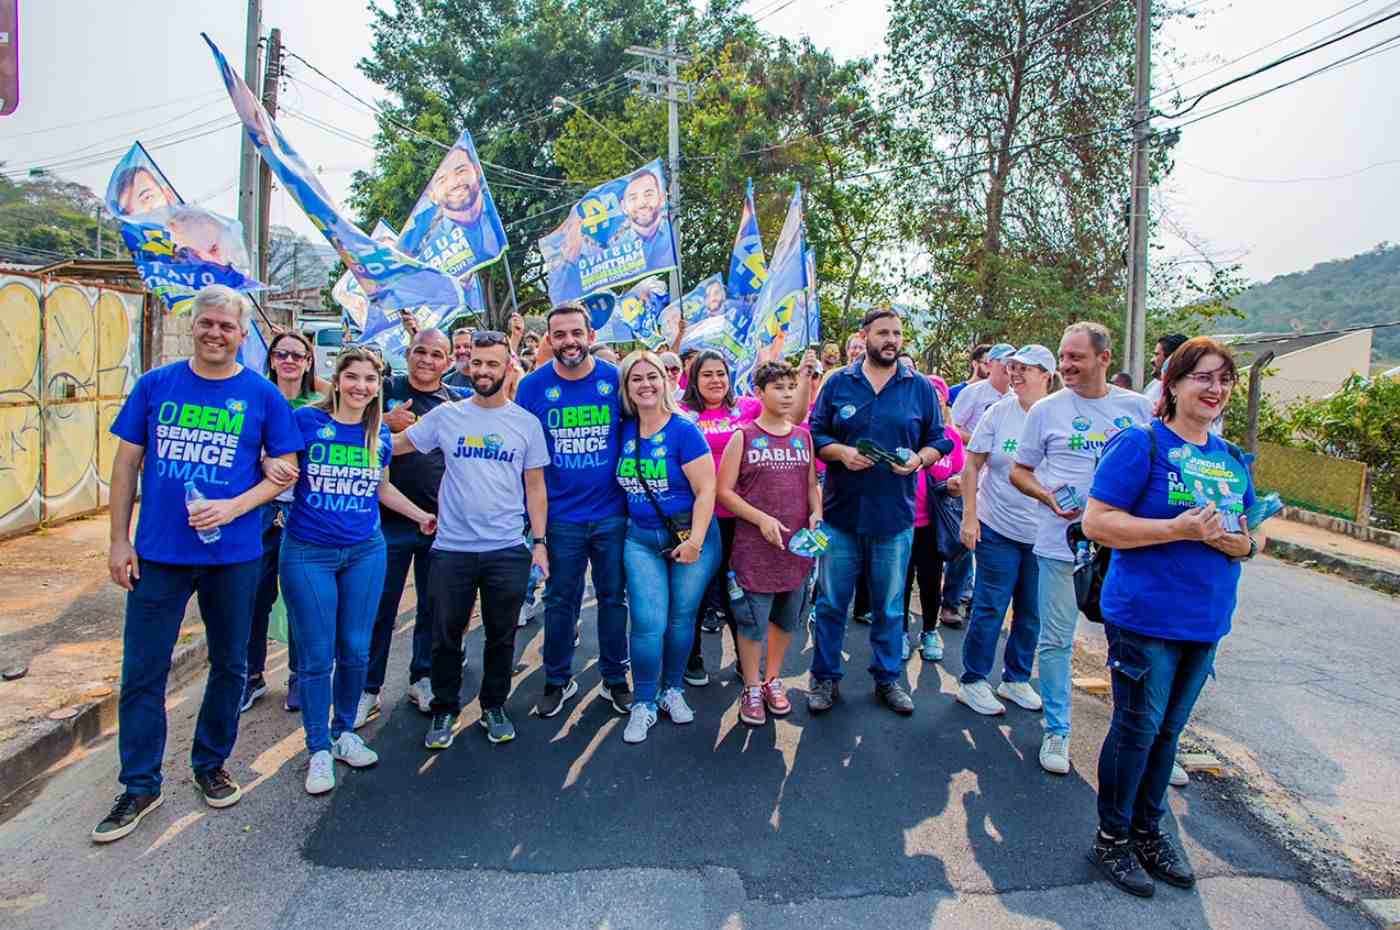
810, 362, 949, 536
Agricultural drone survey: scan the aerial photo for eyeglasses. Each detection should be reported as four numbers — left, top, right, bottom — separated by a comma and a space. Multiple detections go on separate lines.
1183, 371, 1237, 389
472, 330, 508, 347
271, 349, 308, 362
665, 365, 682, 374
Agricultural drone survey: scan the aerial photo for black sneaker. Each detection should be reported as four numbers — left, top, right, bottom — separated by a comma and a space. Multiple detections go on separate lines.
684, 656, 710, 687
91, 792, 163, 844
876, 682, 915, 715
701, 610, 723, 633
1088, 833, 1155, 897
481, 707, 516, 744
1132, 830, 1196, 888
194, 768, 242, 809
807, 678, 839, 713
239, 675, 267, 713
538, 679, 579, 718
425, 713, 458, 749
600, 680, 633, 714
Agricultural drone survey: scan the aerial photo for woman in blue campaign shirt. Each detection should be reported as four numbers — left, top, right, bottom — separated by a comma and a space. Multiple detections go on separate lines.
614, 350, 719, 745
279, 348, 437, 796
1081, 337, 1262, 898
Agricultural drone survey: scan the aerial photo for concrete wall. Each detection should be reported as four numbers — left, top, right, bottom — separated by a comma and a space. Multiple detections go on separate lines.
1263, 330, 1373, 406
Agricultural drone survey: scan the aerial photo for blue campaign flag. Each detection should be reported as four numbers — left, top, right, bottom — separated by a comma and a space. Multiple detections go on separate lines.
594, 276, 671, 346
726, 179, 767, 302
739, 186, 814, 386
203, 34, 464, 345
238, 316, 270, 376
395, 130, 509, 279
538, 159, 678, 303
104, 142, 264, 314
333, 219, 399, 336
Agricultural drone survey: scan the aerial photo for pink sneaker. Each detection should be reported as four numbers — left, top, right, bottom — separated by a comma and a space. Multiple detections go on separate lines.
761, 679, 791, 717
739, 686, 766, 726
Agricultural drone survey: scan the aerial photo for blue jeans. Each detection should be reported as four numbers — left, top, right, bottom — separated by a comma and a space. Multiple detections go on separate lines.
624, 521, 720, 706
543, 515, 630, 686
943, 549, 974, 609
811, 523, 913, 686
1097, 624, 1217, 837
280, 534, 387, 753
365, 518, 435, 693
961, 523, 1040, 685
1036, 556, 1078, 736
246, 502, 299, 681
117, 558, 259, 794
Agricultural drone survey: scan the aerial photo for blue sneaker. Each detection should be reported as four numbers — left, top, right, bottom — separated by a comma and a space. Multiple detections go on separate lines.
919, 630, 944, 662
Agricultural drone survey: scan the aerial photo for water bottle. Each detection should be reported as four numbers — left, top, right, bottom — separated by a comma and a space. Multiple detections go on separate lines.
524, 563, 545, 606
184, 481, 221, 544
1074, 539, 1092, 569
726, 570, 746, 607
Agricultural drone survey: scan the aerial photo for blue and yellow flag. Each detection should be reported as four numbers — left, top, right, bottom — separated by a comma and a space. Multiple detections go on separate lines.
594, 276, 671, 346
395, 130, 509, 280
726, 179, 767, 303
741, 186, 816, 385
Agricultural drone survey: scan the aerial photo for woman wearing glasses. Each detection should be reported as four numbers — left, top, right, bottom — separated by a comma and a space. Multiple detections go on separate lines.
1081, 337, 1261, 897
280, 348, 437, 794
615, 350, 720, 744
242, 331, 327, 714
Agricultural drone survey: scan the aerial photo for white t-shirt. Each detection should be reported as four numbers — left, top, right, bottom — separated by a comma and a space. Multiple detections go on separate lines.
405, 399, 549, 553
951, 378, 1007, 435
1015, 385, 1154, 561
967, 393, 1038, 544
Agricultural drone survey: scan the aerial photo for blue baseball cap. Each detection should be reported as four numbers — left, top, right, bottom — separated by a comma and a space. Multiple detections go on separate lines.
1009, 344, 1056, 372
986, 343, 1017, 361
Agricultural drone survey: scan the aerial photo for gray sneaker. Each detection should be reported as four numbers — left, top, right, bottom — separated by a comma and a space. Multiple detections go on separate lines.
424, 712, 458, 750
807, 678, 839, 713
537, 679, 578, 718
876, 681, 915, 715
481, 707, 515, 744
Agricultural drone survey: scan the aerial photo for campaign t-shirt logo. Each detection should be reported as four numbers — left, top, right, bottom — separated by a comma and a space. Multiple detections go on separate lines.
1167, 445, 1186, 464
597, 381, 613, 396
624, 439, 637, 454
651, 431, 665, 444
545, 386, 562, 402
839, 404, 857, 419
653, 445, 667, 458
484, 433, 505, 452
226, 399, 247, 414
752, 436, 770, 450
317, 423, 336, 440
1114, 415, 1134, 429
1071, 415, 1092, 432
791, 437, 805, 450
1002, 438, 1018, 453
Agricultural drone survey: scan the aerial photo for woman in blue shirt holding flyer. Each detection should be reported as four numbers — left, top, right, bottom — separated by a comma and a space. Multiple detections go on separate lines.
1081, 337, 1264, 898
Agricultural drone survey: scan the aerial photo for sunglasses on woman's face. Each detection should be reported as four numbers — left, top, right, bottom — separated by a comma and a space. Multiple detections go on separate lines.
271, 349, 309, 362
666, 365, 682, 374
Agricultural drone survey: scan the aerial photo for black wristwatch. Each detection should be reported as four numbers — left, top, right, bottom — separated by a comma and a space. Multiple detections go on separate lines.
531, 536, 547, 547
1229, 535, 1258, 563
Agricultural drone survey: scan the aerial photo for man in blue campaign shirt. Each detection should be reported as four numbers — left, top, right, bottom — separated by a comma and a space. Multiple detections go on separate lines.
514, 302, 633, 718
94, 286, 300, 845
808, 307, 951, 717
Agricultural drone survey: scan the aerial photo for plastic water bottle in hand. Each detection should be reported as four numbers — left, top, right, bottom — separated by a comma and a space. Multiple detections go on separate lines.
524, 563, 545, 606
726, 571, 746, 608
184, 481, 221, 544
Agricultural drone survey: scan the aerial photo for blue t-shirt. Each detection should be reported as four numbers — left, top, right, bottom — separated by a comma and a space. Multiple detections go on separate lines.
1090, 420, 1256, 643
110, 361, 302, 565
285, 407, 392, 548
515, 360, 625, 523
615, 414, 710, 529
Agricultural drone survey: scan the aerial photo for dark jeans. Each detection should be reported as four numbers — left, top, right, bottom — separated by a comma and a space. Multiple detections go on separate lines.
903, 523, 945, 633
246, 502, 298, 681
811, 524, 913, 685
690, 516, 738, 664
542, 515, 630, 687
365, 518, 436, 694
279, 534, 387, 754
118, 558, 259, 794
942, 549, 973, 609
428, 545, 531, 714
960, 523, 1040, 685
1097, 624, 1217, 837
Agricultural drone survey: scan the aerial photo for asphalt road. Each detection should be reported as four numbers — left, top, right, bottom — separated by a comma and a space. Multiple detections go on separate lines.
0, 565, 1374, 930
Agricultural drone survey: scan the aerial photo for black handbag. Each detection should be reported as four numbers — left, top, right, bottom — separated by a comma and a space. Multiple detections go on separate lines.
926, 471, 966, 562
1069, 424, 1157, 623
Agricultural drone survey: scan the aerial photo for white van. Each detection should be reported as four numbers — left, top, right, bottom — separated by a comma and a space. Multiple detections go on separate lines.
299, 320, 344, 381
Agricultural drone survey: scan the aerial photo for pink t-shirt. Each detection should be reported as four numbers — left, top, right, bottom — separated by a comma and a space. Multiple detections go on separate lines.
913, 425, 966, 528
684, 396, 760, 518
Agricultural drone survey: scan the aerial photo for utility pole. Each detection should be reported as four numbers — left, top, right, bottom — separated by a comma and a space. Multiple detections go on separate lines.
1124, 0, 1151, 388
626, 39, 692, 302
257, 26, 282, 284
237, 0, 263, 281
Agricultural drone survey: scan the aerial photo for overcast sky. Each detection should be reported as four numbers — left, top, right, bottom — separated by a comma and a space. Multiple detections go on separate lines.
2, 0, 1397, 285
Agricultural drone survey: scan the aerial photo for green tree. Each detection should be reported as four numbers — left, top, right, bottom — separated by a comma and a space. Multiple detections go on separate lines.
0, 173, 119, 264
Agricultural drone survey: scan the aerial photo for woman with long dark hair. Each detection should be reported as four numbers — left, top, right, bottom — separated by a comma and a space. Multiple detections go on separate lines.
1082, 337, 1262, 897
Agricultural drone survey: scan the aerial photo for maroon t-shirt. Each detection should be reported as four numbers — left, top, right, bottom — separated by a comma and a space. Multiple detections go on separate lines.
730, 421, 815, 593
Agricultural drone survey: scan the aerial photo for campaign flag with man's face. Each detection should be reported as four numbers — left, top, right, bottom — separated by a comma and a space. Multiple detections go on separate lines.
203, 34, 465, 345
538, 159, 678, 303
594, 276, 671, 346
104, 142, 263, 313
395, 130, 508, 279
737, 186, 816, 387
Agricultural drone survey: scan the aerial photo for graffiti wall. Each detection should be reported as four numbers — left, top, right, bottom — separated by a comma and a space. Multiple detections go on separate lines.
0, 272, 143, 538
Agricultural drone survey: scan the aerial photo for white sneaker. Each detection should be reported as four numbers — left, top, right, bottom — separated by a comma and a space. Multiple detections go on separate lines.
305, 750, 335, 795
407, 678, 433, 714
1170, 761, 1190, 787
657, 688, 694, 724
622, 703, 657, 744
1039, 733, 1071, 775
332, 732, 379, 768
353, 692, 381, 730
518, 599, 542, 627
996, 680, 1043, 712
956, 680, 1006, 716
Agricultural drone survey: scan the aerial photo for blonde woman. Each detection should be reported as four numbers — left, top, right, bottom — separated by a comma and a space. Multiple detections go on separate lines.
280, 348, 437, 794
615, 350, 720, 744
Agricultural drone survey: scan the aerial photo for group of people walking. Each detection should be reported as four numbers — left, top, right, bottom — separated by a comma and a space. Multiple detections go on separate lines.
93, 284, 1264, 902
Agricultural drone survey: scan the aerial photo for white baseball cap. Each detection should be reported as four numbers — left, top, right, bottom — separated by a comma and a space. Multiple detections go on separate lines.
1009, 344, 1055, 372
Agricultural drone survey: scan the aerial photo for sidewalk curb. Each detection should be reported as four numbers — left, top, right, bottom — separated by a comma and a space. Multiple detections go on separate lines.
0, 634, 209, 804
1264, 538, 1400, 596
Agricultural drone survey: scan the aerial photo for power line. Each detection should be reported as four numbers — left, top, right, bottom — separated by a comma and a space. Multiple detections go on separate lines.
0, 90, 225, 142
1176, 157, 1400, 184
0, 120, 242, 181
